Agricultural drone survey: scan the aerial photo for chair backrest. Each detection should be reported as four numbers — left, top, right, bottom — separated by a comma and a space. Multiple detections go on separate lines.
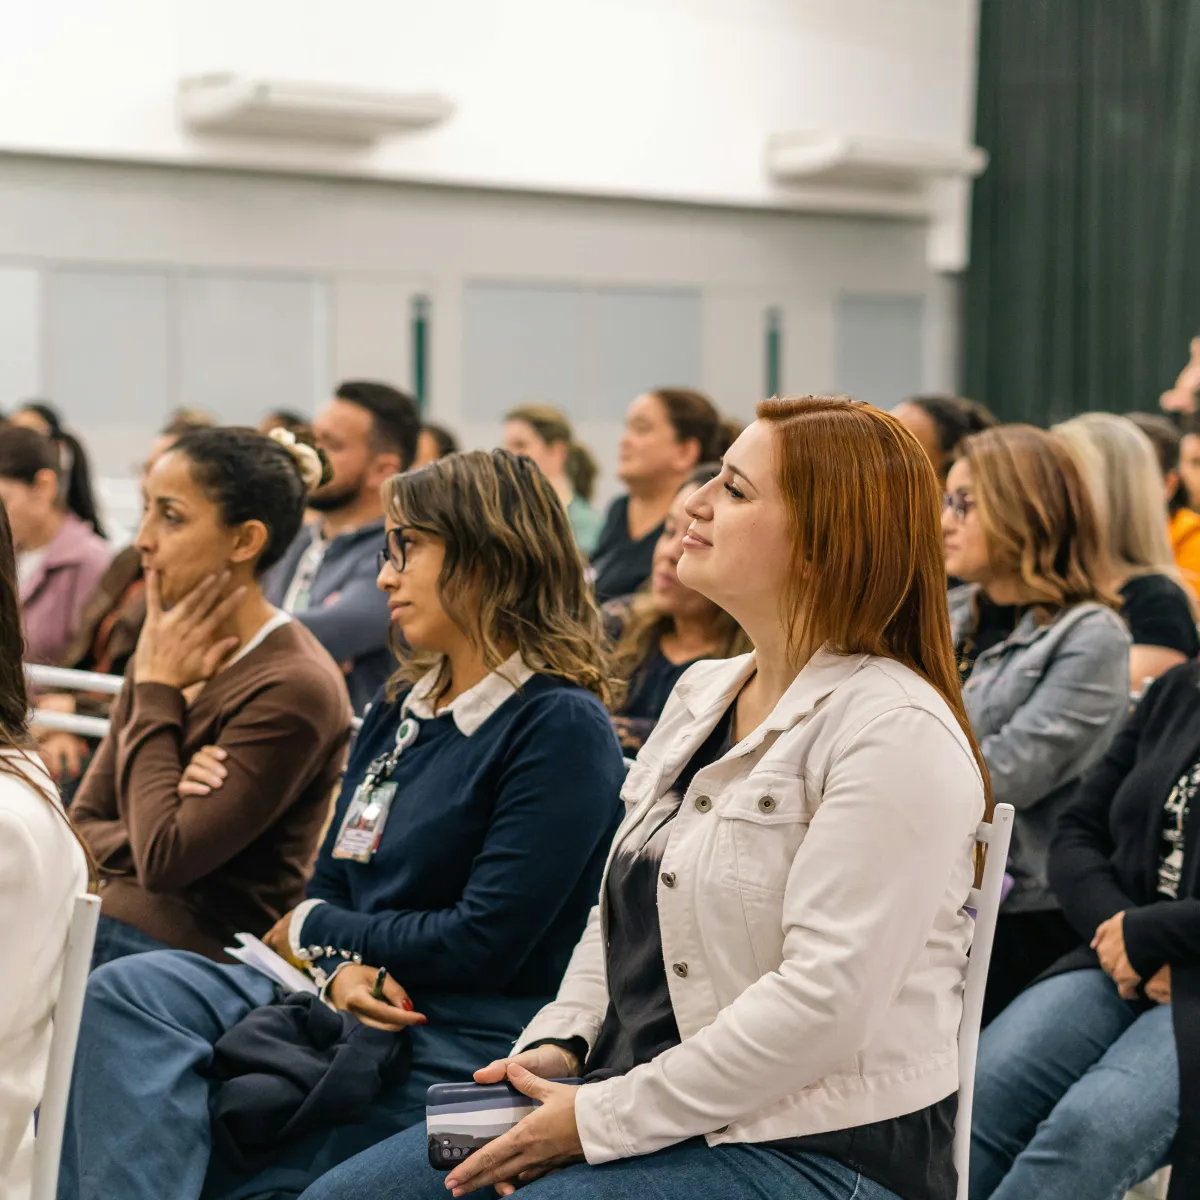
954, 803, 1015, 1200
31, 893, 101, 1200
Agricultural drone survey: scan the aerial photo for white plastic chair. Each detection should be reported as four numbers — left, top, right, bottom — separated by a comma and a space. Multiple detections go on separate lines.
954, 802, 1015, 1200
31, 893, 101, 1200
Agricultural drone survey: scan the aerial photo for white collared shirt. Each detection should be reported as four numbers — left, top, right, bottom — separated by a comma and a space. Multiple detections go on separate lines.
400, 652, 536, 737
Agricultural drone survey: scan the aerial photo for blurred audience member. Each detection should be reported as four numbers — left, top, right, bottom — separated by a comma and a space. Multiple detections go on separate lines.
1127, 411, 1200, 590
39, 411, 218, 788
1181, 416, 1200, 510
258, 409, 309, 436
58, 450, 625, 1200
1056, 413, 1199, 689
0, 426, 112, 666
413, 422, 459, 468
970, 663, 1198, 1198
591, 389, 728, 604
503, 404, 603, 554
943, 425, 1130, 1023
264, 381, 420, 713
0, 496, 90, 1200
605, 464, 750, 754
893, 394, 997, 485
1159, 334, 1200, 414
11, 400, 107, 537
72, 427, 352, 966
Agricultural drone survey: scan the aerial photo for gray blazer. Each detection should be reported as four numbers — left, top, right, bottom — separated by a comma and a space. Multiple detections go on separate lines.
948, 585, 1131, 913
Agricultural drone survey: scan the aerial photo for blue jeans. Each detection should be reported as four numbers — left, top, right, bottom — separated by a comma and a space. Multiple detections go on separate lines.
969, 968, 1178, 1200
90, 914, 171, 967
57, 950, 540, 1200
299, 1124, 901, 1200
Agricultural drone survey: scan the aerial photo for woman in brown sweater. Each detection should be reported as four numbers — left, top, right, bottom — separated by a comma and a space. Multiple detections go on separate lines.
72, 426, 353, 965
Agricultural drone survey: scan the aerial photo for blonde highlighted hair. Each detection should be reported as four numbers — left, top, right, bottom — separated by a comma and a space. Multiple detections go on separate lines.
957, 424, 1119, 622
384, 449, 614, 706
1053, 413, 1196, 613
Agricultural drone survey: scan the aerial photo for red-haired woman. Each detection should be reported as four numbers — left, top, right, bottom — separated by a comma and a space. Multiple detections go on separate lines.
303, 396, 989, 1200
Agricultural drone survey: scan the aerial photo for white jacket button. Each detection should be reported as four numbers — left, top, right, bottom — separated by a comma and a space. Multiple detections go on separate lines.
757, 795, 776, 813
661, 871, 676, 888
672, 962, 688, 978
694, 795, 712, 813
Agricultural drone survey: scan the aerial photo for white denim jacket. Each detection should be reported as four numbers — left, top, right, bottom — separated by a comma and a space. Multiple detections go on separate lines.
517, 649, 985, 1164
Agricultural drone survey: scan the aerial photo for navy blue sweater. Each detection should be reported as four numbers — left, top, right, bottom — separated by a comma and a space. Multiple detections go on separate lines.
300, 672, 625, 997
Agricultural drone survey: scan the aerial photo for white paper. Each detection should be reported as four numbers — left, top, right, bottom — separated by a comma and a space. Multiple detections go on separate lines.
225, 932, 319, 995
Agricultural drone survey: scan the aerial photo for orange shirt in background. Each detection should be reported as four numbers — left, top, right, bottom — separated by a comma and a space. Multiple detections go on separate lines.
1170, 507, 1200, 595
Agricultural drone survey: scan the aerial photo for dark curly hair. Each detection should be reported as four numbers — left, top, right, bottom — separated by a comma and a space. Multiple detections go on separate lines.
170, 427, 331, 575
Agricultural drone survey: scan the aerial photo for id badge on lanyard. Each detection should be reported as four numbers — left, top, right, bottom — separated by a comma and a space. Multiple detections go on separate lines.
332, 717, 419, 863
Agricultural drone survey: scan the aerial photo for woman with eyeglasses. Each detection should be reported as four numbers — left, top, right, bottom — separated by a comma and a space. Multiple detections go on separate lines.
57, 450, 626, 1200
942, 425, 1131, 1024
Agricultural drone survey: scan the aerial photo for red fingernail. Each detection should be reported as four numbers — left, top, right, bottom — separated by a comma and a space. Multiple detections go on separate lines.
402, 998, 414, 1011
417, 1015, 428, 1024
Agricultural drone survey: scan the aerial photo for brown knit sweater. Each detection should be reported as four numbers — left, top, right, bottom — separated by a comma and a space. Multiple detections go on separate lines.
72, 618, 353, 960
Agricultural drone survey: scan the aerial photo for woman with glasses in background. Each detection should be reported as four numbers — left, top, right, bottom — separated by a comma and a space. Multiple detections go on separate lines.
942, 425, 1131, 1025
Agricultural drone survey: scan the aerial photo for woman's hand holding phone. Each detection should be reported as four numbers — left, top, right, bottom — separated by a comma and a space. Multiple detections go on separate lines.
473, 1044, 580, 1085
445, 1054, 585, 1197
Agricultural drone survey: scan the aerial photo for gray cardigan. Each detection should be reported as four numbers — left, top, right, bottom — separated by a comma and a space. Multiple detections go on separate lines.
948, 585, 1131, 913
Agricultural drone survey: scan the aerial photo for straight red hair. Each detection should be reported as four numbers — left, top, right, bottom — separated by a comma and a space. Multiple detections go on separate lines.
758, 396, 992, 820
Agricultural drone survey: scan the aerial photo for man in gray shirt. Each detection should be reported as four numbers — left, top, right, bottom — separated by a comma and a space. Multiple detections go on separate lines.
265, 381, 420, 712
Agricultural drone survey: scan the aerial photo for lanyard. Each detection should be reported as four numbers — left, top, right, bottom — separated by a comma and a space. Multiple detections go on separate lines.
362, 716, 420, 790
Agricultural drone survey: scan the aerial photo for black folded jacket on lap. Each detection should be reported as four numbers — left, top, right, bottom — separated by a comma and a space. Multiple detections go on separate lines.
205, 991, 413, 1172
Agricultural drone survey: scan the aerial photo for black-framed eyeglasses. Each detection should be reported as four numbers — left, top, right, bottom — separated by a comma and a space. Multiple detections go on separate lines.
942, 491, 975, 522
376, 527, 411, 574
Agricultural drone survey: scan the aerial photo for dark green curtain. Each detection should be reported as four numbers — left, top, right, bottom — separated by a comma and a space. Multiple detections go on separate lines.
965, 0, 1200, 424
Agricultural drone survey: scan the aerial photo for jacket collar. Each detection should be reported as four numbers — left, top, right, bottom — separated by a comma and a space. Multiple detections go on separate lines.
673, 647, 870, 753
949, 582, 1077, 656
21, 513, 98, 600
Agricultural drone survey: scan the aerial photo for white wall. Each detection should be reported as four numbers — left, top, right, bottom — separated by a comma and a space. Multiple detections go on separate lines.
0, 155, 955, 531
0, 2, 978, 534
0, 0, 979, 208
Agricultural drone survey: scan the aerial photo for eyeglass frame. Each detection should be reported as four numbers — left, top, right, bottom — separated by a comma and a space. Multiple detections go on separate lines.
942, 490, 975, 523
376, 527, 418, 574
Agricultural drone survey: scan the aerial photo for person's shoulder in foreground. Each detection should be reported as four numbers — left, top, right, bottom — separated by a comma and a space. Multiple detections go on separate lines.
664, 649, 977, 735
